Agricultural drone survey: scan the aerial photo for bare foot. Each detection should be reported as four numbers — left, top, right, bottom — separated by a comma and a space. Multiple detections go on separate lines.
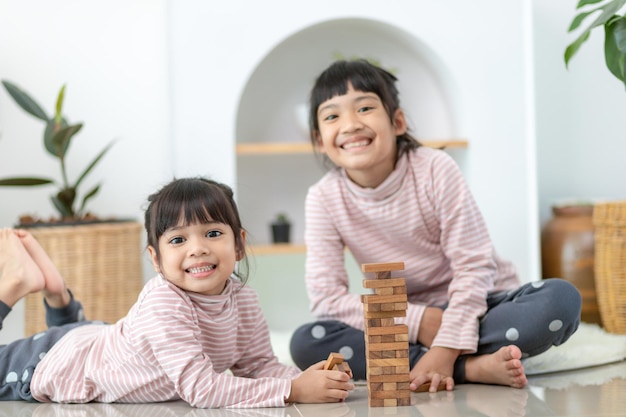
465, 345, 528, 388
14, 229, 70, 308
0, 228, 45, 307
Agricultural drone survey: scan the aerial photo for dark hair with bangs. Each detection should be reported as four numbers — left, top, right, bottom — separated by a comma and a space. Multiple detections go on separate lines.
144, 177, 249, 284
308, 59, 421, 167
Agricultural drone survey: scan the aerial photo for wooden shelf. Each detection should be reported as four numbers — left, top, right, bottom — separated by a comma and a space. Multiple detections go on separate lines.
249, 244, 306, 255
237, 139, 468, 155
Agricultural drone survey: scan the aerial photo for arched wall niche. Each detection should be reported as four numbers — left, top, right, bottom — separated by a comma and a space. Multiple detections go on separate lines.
236, 17, 461, 145
235, 17, 464, 246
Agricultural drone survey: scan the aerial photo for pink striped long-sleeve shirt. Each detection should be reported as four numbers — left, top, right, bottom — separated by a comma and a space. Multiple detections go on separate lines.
305, 147, 519, 352
31, 275, 301, 408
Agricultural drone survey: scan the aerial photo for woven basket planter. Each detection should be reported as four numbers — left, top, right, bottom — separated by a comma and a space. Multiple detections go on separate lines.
23, 221, 144, 336
593, 201, 626, 334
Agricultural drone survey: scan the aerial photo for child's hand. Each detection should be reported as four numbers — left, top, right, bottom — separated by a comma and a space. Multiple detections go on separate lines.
286, 360, 354, 404
409, 347, 457, 393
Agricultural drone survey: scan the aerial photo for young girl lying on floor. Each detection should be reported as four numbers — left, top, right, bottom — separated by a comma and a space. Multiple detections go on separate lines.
0, 177, 353, 408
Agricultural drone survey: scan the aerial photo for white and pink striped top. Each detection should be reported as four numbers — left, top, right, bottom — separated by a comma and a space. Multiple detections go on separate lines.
31, 275, 301, 408
305, 147, 520, 353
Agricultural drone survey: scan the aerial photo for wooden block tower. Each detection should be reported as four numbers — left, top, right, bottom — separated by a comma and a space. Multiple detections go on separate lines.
361, 262, 411, 407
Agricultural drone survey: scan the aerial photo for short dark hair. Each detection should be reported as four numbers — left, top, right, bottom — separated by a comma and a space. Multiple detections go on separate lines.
308, 59, 421, 166
144, 177, 249, 284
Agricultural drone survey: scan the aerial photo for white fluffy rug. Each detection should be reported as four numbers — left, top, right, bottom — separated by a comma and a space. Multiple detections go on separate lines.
270, 322, 626, 376
523, 322, 626, 375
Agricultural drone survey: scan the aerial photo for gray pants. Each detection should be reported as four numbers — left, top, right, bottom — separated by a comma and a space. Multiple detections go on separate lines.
0, 293, 96, 401
290, 279, 582, 382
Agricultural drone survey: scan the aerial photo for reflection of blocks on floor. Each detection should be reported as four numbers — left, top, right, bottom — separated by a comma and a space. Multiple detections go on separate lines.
361, 262, 411, 407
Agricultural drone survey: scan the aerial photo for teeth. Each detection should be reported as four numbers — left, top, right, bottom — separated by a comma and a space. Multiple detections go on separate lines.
342, 140, 370, 149
187, 265, 214, 273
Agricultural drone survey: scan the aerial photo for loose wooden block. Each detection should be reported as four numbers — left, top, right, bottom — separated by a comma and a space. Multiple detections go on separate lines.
324, 352, 344, 370
414, 381, 447, 393
362, 262, 405, 273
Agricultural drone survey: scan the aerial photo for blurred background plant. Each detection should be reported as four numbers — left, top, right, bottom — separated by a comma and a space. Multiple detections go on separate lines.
565, 0, 626, 88
0, 80, 115, 222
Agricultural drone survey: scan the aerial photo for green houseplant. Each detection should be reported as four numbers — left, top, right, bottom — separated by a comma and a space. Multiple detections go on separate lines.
0, 80, 143, 335
270, 212, 291, 243
0, 80, 115, 223
564, 0, 626, 88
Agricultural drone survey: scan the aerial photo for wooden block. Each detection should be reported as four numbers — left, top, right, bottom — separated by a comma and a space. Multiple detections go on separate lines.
397, 397, 411, 406
383, 399, 398, 407
414, 381, 447, 393
324, 352, 344, 370
367, 335, 382, 343
368, 350, 382, 359
369, 398, 385, 407
382, 334, 396, 342
364, 310, 406, 319
394, 333, 409, 342
367, 324, 408, 336
369, 382, 383, 392
362, 294, 408, 305
369, 342, 410, 351
375, 287, 394, 295
396, 349, 409, 358
366, 318, 382, 327
369, 374, 411, 383
370, 389, 411, 399
363, 278, 406, 289
335, 361, 353, 378
362, 262, 405, 273
381, 318, 396, 327
393, 286, 407, 295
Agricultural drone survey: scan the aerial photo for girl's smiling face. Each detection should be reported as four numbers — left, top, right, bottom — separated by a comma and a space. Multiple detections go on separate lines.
148, 219, 244, 296
315, 83, 407, 188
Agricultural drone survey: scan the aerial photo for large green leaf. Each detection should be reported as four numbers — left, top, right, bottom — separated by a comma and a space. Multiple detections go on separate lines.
73, 140, 116, 189
44, 117, 69, 157
1, 80, 48, 121
578, 0, 608, 6
605, 16, 626, 85
0, 177, 53, 186
565, 0, 626, 66
49, 123, 83, 159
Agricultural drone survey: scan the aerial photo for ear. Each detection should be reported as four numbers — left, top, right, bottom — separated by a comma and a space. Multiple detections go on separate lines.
392, 108, 408, 136
236, 229, 247, 261
147, 245, 161, 273
313, 131, 326, 154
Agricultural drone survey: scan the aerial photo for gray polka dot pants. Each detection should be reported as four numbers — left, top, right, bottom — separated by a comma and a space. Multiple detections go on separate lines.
0, 293, 93, 401
290, 278, 582, 382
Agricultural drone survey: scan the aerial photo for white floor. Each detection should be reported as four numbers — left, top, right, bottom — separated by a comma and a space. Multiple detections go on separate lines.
1, 360, 625, 416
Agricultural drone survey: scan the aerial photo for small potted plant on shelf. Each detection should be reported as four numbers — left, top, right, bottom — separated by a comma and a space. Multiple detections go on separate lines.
0, 80, 143, 335
271, 212, 291, 244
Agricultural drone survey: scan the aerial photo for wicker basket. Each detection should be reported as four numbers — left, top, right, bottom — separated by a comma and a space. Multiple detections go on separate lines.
24, 221, 144, 336
592, 201, 626, 334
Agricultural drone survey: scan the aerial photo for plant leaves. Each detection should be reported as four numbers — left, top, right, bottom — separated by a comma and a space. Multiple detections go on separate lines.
55, 84, 66, 125
73, 139, 116, 189
44, 117, 69, 157
565, 0, 626, 67
78, 183, 101, 216
51, 194, 73, 218
578, 0, 607, 7
1, 80, 48, 121
0, 177, 53, 186
50, 123, 83, 159
605, 16, 626, 85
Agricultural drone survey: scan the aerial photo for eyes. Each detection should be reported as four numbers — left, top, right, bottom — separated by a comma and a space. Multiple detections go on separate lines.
166, 229, 224, 245
319, 104, 376, 123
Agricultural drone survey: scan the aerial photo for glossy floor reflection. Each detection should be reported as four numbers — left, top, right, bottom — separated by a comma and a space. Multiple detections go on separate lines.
1, 361, 625, 417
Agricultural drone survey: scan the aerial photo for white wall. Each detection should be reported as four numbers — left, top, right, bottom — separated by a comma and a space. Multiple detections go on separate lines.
0, 0, 171, 342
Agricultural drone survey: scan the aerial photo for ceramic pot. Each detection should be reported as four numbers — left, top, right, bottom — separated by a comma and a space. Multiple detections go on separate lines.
541, 204, 601, 325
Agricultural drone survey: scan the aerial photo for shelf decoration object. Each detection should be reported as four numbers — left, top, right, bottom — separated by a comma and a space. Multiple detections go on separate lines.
361, 262, 411, 407
270, 212, 291, 243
